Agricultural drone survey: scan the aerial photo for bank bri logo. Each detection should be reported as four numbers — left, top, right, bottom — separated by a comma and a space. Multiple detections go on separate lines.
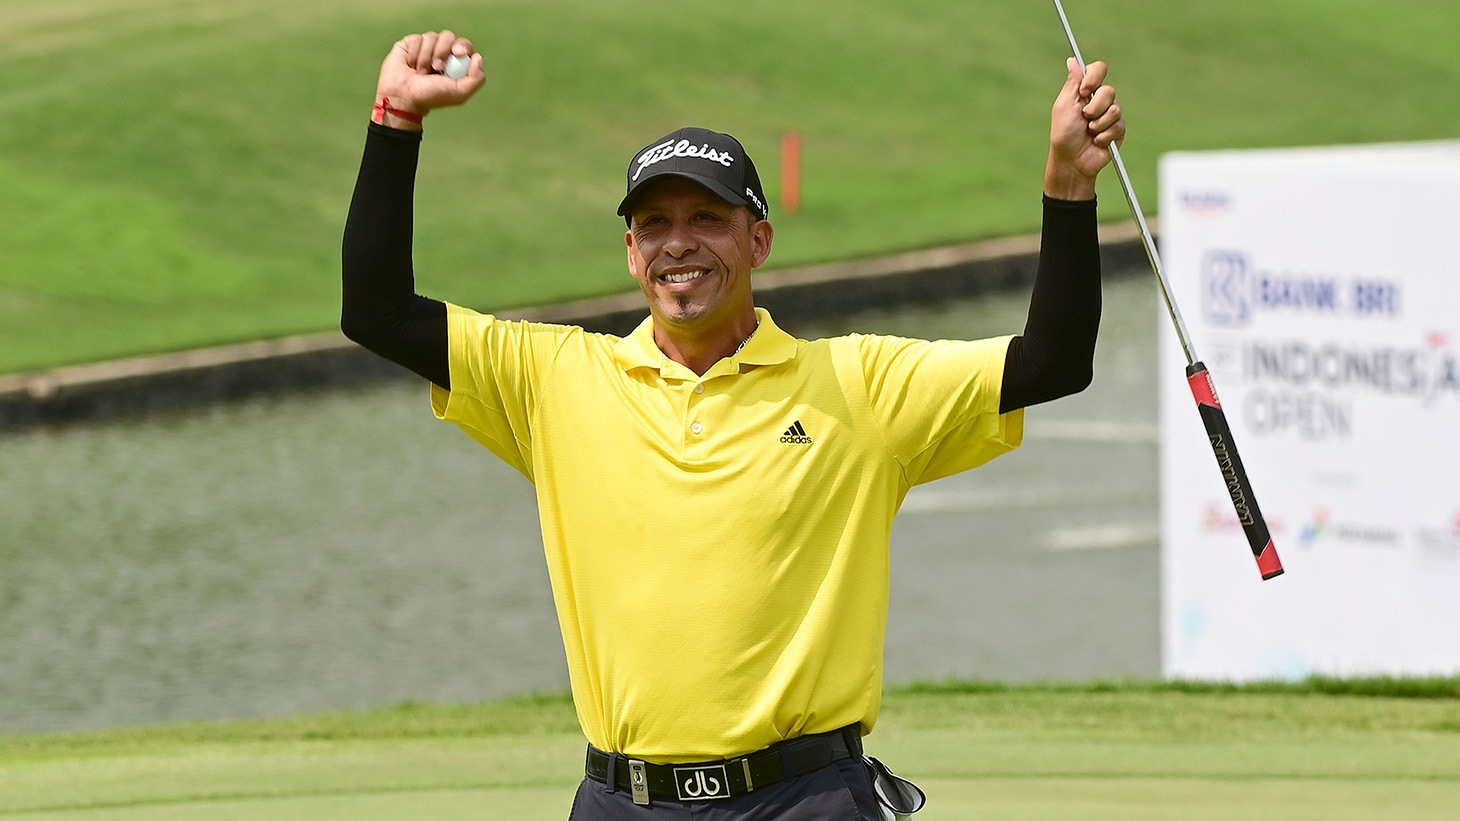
1202, 250, 1253, 325
1199, 249, 1401, 327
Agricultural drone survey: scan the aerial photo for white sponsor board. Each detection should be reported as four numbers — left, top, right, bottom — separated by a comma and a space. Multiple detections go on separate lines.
1158, 142, 1460, 680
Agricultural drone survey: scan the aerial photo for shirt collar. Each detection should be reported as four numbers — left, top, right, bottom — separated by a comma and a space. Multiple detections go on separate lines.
614, 307, 798, 376
735, 308, 798, 366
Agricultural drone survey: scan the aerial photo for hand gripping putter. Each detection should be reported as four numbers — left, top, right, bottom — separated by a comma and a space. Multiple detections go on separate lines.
1051, 0, 1283, 580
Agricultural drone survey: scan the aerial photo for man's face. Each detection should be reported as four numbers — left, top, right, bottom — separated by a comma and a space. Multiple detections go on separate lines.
625, 177, 773, 333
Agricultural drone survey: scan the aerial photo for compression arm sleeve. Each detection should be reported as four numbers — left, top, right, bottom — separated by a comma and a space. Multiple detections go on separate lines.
341, 122, 450, 390
999, 195, 1101, 413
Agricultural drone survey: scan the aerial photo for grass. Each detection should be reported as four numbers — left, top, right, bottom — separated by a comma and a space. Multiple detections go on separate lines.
2, 0, 1459, 373
2, 680, 1458, 819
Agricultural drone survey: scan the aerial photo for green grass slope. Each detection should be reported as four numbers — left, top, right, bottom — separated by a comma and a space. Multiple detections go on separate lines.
2, 0, 1458, 372
2, 682, 1458, 819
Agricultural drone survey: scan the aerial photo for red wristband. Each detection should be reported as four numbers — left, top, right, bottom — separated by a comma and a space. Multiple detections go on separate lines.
372, 96, 424, 125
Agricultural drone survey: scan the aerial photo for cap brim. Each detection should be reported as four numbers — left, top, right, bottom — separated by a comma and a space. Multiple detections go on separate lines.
617, 172, 752, 219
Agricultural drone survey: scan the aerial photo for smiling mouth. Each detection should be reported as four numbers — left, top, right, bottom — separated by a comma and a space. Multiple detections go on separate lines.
660, 270, 708, 284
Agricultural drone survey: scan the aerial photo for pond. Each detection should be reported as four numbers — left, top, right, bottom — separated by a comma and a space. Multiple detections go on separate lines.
0, 273, 1158, 734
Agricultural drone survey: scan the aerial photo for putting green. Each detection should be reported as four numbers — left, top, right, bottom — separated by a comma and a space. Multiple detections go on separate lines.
4, 685, 1457, 819
0, 788, 563, 821
0, 735, 584, 818
919, 777, 1460, 821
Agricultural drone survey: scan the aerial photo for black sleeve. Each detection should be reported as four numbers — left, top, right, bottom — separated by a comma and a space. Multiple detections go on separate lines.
999, 195, 1101, 414
341, 122, 450, 390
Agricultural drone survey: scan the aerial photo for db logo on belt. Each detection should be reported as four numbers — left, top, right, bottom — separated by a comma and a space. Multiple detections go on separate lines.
674, 764, 730, 800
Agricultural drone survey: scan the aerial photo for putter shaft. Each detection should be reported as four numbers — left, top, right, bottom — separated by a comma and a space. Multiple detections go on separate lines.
1051, 0, 1197, 366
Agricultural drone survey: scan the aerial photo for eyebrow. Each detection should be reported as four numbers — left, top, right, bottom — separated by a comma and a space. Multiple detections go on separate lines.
632, 200, 741, 225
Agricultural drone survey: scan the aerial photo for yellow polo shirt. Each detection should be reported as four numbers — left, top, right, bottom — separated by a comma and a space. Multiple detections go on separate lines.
432, 304, 1021, 762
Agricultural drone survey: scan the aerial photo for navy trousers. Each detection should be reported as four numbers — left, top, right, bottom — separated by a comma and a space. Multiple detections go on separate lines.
567, 756, 881, 820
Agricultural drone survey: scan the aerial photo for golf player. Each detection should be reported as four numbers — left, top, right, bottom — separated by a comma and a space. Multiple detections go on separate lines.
342, 30, 1125, 820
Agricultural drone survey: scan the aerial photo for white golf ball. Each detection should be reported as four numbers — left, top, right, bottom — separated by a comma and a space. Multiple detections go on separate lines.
444, 54, 471, 80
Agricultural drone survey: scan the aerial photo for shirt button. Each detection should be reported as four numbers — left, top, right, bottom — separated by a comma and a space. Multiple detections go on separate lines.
694, 384, 705, 394
691, 422, 703, 435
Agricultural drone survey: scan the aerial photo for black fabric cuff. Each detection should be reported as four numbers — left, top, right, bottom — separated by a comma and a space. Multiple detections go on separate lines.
1041, 193, 1097, 210
367, 120, 425, 144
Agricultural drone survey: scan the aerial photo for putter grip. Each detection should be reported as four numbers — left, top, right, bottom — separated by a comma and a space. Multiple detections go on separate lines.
1186, 362, 1284, 580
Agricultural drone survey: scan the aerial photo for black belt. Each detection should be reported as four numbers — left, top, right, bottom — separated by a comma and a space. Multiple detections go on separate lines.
585, 725, 862, 806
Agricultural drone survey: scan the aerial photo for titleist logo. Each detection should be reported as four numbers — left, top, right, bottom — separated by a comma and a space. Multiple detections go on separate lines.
633, 139, 735, 182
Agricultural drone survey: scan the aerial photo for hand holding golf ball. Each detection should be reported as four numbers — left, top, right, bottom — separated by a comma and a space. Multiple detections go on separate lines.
374, 30, 485, 127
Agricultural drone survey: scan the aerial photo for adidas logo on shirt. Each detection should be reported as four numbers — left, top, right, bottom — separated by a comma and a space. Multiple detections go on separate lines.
780, 421, 813, 445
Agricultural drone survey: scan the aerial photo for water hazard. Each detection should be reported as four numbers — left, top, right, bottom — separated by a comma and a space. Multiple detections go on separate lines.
1, 274, 1158, 734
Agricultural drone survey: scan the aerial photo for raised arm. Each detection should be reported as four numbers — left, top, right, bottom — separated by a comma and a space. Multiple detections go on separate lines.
1000, 58, 1125, 413
340, 32, 486, 390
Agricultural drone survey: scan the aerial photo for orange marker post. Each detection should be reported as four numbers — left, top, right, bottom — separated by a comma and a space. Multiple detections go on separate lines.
781, 130, 801, 214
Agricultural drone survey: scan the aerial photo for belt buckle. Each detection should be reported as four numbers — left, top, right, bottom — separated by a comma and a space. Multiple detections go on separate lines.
628, 759, 649, 806
672, 763, 731, 801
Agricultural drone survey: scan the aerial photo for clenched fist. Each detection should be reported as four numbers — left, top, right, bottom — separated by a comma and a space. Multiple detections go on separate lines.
372, 30, 486, 131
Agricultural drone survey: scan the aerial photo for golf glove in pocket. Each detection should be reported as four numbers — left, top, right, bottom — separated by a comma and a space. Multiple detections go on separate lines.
864, 755, 926, 820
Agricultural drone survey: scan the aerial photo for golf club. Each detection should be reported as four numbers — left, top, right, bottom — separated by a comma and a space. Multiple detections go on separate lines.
1050, 0, 1284, 580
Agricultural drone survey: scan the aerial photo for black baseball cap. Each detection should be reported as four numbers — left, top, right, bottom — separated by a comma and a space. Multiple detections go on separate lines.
617, 127, 769, 224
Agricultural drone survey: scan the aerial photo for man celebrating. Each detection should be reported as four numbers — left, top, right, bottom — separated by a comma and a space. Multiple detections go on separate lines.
342, 30, 1124, 820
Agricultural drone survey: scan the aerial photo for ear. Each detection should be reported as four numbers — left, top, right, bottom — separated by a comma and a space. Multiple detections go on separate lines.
750, 219, 774, 270
625, 230, 642, 278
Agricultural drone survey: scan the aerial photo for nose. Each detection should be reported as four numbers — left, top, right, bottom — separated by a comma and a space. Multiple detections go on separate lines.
663, 218, 698, 259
